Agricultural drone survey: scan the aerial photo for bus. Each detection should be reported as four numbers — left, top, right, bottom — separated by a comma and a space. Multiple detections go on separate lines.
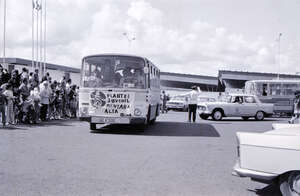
78, 54, 161, 130
244, 80, 300, 115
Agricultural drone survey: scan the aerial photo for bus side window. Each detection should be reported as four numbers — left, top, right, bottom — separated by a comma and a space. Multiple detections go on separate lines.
262, 84, 268, 96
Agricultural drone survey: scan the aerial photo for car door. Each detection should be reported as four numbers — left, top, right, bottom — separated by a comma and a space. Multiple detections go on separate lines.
227, 96, 243, 116
240, 96, 258, 116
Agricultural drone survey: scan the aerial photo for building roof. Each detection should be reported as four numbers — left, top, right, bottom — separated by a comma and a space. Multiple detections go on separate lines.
0, 58, 80, 73
219, 70, 300, 79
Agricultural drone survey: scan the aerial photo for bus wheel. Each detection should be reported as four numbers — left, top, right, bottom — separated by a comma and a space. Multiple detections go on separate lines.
150, 117, 156, 125
90, 123, 96, 130
255, 111, 265, 121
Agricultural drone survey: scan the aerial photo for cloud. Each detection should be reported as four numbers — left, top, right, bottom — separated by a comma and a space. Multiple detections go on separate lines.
1, 0, 300, 76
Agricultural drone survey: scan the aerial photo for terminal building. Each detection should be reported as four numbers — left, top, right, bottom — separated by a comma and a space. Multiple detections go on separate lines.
1, 57, 300, 95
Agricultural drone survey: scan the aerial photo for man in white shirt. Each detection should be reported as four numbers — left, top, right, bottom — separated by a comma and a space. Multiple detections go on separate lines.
187, 86, 200, 122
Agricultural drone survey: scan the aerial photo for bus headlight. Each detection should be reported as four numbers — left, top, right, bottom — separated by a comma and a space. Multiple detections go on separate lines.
80, 107, 89, 117
134, 108, 142, 116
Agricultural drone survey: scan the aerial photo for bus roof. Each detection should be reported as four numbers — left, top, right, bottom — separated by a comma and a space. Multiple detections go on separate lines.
246, 79, 300, 83
82, 53, 159, 70
83, 53, 146, 60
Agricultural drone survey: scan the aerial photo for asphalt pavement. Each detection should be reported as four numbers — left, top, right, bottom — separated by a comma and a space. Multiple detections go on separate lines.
0, 111, 287, 196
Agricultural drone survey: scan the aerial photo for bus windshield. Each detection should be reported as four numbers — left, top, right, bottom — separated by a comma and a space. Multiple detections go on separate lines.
82, 56, 146, 89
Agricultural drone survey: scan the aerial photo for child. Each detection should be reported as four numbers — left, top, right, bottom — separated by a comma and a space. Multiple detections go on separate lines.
30, 87, 40, 123
3, 84, 15, 125
0, 87, 7, 127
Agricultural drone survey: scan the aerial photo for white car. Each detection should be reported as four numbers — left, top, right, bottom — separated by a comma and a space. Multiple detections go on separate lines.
166, 97, 188, 111
197, 94, 274, 120
232, 124, 300, 196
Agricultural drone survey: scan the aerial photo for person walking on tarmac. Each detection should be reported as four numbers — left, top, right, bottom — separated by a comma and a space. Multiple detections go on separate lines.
161, 91, 168, 113
289, 90, 300, 124
187, 86, 200, 123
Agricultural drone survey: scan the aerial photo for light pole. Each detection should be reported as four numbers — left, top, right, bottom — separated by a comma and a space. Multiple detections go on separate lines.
277, 33, 282, 79
123, 32, 136, 52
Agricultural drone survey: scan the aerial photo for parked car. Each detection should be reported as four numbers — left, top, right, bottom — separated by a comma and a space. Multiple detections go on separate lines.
197, 94, 274, 120
232, 125, 300, 196
166, 96, 188, 111
198, 96, 216, 103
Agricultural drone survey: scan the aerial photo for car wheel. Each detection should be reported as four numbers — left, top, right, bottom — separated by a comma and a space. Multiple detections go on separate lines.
255, 111, 265, 121
90, 123, 96, 130
242, 117, 249, 120
280, 171, 300, 196
212, 110, 223, 121
200, 114, 209, 120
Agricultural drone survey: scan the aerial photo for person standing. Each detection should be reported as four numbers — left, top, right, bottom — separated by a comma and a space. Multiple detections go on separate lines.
161, 91, 168, 113
187, 86, 200, 123
3, 84, 15, 125
289, 90, 300, 124
0, 88, 7, 127
39, 81, 51, 121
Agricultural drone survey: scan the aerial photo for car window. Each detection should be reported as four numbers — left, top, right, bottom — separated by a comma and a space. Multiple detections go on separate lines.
244, 96, 256, 103
231, 96, 243, 103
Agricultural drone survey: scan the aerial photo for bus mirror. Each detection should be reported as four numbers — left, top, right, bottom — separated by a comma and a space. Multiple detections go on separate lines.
144, 67, 149, 74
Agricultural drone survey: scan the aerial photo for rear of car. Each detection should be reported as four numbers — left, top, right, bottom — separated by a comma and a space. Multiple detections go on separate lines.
233, 129, 300, 195
166, 97, 188, 111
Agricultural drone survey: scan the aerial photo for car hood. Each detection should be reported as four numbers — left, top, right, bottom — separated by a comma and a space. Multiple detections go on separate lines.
197, 101, 228, 106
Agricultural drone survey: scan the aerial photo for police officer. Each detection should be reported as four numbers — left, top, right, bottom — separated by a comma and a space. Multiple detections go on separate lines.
187, 86, 199, 123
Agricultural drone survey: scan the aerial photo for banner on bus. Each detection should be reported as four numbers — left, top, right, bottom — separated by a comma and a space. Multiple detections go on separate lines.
89, 90, 135, 116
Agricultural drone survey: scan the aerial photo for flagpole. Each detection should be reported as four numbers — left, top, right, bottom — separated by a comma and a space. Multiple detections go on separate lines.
36, 2, 39, 71
43, 0, 46, 75
40, 0, 43, 76
32, 0, 35, 69
3, 0, 7, 66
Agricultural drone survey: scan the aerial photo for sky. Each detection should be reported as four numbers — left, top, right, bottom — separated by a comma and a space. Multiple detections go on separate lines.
0, 0, 300, 76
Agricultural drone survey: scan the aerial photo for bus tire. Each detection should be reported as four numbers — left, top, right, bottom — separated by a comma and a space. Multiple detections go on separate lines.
150, 117, 156, 125
255, 111, 265, 121
90, 123, 96, 130
146, 106, 151, 125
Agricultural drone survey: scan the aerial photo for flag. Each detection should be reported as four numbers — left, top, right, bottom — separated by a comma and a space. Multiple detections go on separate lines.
34, 0, 41, 11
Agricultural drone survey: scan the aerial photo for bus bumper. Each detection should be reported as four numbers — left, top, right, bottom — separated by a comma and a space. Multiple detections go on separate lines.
79, 117, 91, 122
89, 116, 146, 124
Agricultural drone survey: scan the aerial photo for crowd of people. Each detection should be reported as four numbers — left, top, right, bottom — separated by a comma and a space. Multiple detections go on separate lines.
0, 65, 79, 127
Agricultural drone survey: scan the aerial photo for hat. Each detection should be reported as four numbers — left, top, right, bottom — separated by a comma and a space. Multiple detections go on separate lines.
295, 90, 300, 95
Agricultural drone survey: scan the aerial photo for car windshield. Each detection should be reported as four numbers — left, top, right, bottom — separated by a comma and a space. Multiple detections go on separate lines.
82, 56, 146, 89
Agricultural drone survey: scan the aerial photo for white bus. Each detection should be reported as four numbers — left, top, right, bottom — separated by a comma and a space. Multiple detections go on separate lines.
78, 54, 161, 130
244, 80, 300, 115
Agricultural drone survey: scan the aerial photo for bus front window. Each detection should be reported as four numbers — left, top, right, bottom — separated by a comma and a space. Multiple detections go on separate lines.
82, 56, 146, 89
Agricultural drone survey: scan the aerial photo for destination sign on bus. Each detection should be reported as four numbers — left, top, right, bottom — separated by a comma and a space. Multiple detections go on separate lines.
89, 90, 134, 115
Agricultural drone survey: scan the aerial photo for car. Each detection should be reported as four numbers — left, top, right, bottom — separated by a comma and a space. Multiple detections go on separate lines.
166, 96, 188, 111
232, 124, 300, 196
198, 96, 216, 103
197, 94, 274, 120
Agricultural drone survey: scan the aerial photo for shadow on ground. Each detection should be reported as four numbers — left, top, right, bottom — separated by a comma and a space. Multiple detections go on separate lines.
247, 183, 282, 196
0, 119, 77, 130
206, 118, 283, 122
91, 121, 220, 137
